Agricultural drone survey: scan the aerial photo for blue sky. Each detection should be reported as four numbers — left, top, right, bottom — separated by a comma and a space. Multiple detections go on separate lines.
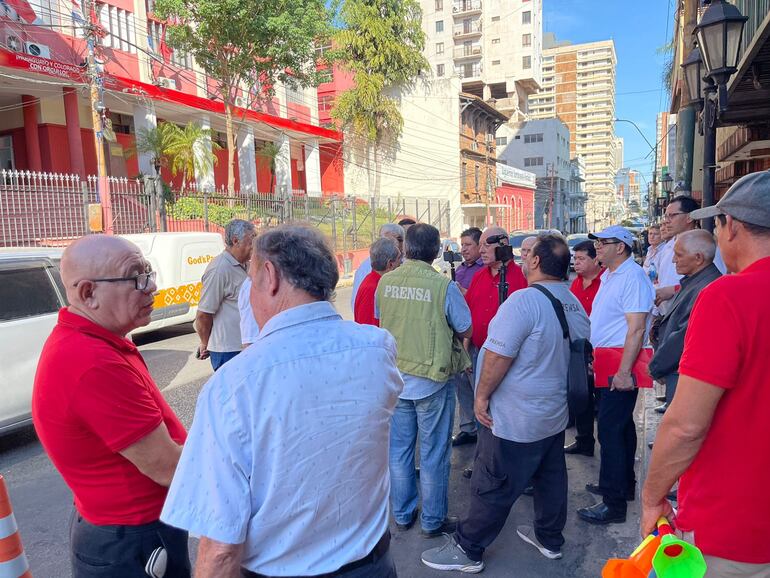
543, 0, 673, 188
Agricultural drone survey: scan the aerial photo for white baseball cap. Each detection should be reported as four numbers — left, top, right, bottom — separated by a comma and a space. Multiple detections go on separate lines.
588, 225, 635, 249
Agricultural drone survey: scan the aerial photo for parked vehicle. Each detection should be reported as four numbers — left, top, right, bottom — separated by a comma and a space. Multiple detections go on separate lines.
0, 250, 66, 434
121, 232, 225, 335
509, 230, 562, 264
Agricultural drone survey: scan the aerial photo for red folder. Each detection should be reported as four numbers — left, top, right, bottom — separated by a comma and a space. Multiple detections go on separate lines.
593, 347, 653, 389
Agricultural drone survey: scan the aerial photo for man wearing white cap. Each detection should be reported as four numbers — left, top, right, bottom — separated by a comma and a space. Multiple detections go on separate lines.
577, 225, 654, 525
642, 170, 770, 576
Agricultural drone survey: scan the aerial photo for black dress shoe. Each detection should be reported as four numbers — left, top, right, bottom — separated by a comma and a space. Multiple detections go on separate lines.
522, 485, 534, 496
452, 431, 478, 447
564, 442, 594, 457
421, 516, 458, 538
462, 467, 473, 479
577, 502, 626, 525
585, 483, 635, 502
395, 508, 418, 531
654, 403, 668, 414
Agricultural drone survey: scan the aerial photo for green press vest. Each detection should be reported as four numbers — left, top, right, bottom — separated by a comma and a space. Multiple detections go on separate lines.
377, 260, 470, 382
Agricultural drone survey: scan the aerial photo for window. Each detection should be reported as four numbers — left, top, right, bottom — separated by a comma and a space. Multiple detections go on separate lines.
522, 33, 531, 47
491, 15, 500, 21
29, 0, 58, 26
522, 55, 531, 69
436, 64, 445, 77
149, 20, 192, 66
524, 157, 543, 167
436, 42, 444, 55
0, 266, 61, 321
435, 0, 443, 9
97, 3, 136, 53
492, 60, 500, 65
435, 20, 444, 32
524, 133, 543, 143
462, 162, 467, 186
491, 38, 500, 44
522, 10, 531, 24
496, 136, 507, 146
318, 95, 334, 113
315, 40, 332, 60
475, 165, 480, 191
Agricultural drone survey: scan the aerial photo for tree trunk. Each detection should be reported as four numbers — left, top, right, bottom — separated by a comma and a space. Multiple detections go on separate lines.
225, 103, 235, 194
373, 139, 381, 203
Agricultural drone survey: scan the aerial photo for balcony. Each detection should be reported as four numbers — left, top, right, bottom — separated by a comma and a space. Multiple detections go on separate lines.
456, 64, 483, 80
718, 126, 770, 162
453, 0, 482, 16
454, 45, 482, 60
453, 21, 482, 38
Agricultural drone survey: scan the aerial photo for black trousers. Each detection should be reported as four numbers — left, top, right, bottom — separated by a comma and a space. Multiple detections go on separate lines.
69, 511, 191, 578
573, 373, 596, 450
455, 427, 567, 561
596, 388, 639, 511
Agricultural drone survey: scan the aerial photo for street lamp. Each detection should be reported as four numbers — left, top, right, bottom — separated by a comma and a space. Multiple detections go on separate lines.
661, 173, 674, 196
682, 0, 747, 232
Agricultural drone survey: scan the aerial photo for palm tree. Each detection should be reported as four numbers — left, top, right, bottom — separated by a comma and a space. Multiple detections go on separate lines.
165, 122, 222, 192
256, 141, 282, 194
134, 122, 178, 175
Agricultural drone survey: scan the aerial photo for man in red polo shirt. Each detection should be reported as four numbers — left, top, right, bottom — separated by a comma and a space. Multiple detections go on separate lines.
32, 235, 190, 578
354, 237, 401, 326
565, 239, 603, 457
642, 170, 770, 576
464, 226, 527, 353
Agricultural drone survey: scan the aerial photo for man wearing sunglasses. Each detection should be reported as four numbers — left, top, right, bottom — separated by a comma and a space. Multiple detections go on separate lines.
33, 235, 190, 577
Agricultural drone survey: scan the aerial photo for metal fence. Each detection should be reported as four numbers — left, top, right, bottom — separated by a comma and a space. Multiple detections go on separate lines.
0, 170, 452, 252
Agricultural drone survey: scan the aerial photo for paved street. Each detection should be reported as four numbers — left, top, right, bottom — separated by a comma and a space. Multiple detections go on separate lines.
1, 285, 643, 577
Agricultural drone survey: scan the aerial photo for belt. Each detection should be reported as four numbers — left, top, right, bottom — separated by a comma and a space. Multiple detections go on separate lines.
241, 531, 390, 578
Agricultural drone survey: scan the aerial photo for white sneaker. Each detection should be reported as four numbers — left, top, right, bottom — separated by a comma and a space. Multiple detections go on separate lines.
421, 534, 485, 573
516, 525, 563, 560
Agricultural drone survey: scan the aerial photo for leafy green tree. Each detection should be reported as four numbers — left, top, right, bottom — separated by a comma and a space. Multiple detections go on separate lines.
134, 122, 178, 175
331, 0, 429, 197
153, 0, 330, 193
166, 122, 222, 191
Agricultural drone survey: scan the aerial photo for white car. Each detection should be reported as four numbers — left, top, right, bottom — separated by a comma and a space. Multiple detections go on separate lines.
0, 249, 66, 434
567, 234, 590, 270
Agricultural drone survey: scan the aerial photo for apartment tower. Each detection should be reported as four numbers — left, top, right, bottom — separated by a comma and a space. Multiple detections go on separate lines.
420, 0, 543, 119
528, 36, 618, 229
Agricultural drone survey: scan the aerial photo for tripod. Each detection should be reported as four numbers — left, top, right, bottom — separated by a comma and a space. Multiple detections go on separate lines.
498, 261, 509, 306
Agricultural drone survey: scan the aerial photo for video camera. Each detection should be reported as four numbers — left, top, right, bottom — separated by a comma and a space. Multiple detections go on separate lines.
443, 250, 463, 281
486, 233, 513, 263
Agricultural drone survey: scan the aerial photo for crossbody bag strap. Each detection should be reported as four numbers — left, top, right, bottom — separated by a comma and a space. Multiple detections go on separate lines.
531, 284, 570, 340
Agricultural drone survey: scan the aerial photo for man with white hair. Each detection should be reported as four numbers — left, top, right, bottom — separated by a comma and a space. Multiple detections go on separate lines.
354, 237, 401, 326
196, 219, 256, 370
351, 223, 405, 308
648, 230, 721, 410
519, 236, 538, 276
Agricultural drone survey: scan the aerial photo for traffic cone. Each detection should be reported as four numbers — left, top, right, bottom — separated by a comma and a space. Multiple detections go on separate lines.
0, 475, 32, 578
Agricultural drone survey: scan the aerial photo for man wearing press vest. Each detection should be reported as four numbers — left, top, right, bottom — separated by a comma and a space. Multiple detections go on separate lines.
377, 223, 473, 538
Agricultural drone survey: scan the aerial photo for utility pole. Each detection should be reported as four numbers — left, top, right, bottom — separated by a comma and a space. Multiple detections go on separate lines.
85, 0, 113, 234
547, 162, 555, 228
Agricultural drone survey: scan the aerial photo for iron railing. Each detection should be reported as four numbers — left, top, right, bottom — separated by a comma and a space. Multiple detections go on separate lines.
0, 170, 452, 253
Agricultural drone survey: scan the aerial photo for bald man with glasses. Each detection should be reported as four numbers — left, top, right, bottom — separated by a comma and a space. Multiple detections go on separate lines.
33, 235, 190, 578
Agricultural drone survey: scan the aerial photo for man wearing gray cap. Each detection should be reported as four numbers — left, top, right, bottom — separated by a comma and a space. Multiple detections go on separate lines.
577, 225, 654, 525
642, 170, 770, 576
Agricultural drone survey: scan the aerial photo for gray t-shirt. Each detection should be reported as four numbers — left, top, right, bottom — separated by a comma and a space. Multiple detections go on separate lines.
480, 282, 590, 443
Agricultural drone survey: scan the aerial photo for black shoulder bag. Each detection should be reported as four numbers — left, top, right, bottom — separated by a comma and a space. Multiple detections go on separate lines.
531, 284, 593, 416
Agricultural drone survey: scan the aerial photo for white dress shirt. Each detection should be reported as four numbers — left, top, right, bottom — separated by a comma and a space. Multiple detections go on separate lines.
655, 236, 684, 315
590, 256, 655, 347
237, 277, 260, 345
161, 301, 403, 576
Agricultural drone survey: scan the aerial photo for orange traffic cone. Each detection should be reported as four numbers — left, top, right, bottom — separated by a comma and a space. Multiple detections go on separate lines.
0, 475, 32, 578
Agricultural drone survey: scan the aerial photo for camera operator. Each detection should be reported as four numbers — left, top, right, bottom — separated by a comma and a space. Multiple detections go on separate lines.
454, 228, 527, 447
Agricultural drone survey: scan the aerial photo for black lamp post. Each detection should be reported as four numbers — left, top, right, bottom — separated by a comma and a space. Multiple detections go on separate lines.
661, 173, 674, 196
682, 0, 747, 232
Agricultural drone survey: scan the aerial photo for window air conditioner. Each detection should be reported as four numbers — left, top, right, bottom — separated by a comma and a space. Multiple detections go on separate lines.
7, 35, 21, 52
24, 42, 51, 59
234, 96, 247, 108
155, 76, 178, 90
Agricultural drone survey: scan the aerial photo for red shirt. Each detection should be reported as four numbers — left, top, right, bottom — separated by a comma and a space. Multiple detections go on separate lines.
32, 309, 187, 526
676, 256, 770, 563
570, 273, 602, 316
465, 261, 527, 349
354, 270, 381, 326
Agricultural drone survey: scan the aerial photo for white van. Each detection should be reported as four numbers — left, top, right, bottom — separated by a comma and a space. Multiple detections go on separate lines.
121, 232, 225, 335
0, 250, 67, 434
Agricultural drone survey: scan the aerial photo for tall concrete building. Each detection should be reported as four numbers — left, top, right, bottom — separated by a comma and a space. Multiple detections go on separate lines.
656, 112, 678, 183
528, 35, 618, 229
419, 0, 543, 119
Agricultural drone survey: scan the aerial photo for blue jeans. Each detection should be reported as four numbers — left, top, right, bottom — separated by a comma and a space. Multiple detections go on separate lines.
389, 382, 455, 532
210, 350, 239, 371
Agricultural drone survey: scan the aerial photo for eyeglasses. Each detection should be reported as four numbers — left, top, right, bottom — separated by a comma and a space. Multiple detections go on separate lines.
74, 270, 157, 291
593, 240, 622, 249
662, 212, 687, 221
